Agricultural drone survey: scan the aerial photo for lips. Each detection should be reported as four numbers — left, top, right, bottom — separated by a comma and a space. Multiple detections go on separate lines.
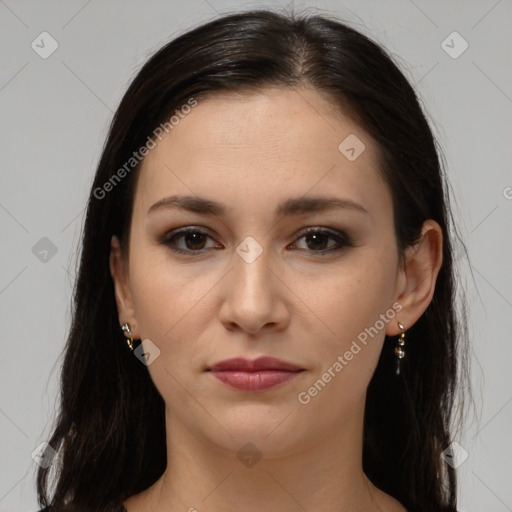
207, 356, 304, 392
208, 356, 303, 372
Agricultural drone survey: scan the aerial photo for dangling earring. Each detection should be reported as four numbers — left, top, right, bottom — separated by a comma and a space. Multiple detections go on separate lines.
121, 323, 134, 351
394, 322, 406, 375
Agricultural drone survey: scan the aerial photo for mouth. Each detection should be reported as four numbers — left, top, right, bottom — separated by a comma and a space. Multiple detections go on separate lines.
206, 356, 305, 392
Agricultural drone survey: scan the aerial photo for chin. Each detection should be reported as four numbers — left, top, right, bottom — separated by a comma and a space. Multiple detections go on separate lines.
202, 405, 309, 455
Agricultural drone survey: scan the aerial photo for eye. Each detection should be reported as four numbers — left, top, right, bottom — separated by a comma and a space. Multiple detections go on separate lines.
291, 227, 351, 254
161, 227, 221, 254
160, 226, 351, 256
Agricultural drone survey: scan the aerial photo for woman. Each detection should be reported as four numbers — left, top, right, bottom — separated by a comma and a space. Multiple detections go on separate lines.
36, 9, 470, 512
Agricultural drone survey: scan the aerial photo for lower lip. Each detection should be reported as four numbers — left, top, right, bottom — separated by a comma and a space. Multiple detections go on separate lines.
209, 370, 302, 391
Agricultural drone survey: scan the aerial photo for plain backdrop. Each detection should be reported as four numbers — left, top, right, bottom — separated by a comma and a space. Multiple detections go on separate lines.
1, 0, 511, 510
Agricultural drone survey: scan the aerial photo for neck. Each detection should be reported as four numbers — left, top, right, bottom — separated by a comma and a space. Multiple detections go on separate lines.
133, 400, 386, 512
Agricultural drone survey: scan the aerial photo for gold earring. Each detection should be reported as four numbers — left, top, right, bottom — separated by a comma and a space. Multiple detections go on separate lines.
394, 322, 406, 376
121, 323, 134, 351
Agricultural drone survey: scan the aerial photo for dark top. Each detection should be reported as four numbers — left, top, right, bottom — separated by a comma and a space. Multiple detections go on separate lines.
38, 507, 435, 512
39, 507, 415, 512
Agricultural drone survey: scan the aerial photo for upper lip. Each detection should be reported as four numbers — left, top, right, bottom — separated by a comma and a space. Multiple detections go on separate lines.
207, 356, 303, 372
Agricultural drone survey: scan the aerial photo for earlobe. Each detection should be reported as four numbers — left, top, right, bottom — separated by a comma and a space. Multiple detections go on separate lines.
109, 235, 140, 338
386, 220, 443, 336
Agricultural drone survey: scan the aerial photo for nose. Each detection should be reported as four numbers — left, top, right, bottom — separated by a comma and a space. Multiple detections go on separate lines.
218, 243, 290, 336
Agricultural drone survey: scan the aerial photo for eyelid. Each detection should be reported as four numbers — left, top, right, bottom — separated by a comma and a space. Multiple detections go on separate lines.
160, 226, 219, 254
160, 225, 352, 255
295, 226, 349, 240
290, 226, 352, 252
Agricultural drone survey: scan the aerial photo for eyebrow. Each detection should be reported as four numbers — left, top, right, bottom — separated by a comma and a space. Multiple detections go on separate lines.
147, 194, 369, 217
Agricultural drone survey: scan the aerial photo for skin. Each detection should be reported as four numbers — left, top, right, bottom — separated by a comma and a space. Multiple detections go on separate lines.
110, 87, 443, 512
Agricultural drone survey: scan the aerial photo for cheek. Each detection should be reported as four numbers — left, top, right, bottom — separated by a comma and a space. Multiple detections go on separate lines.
128, 247, 221, 366
312, 250, 397, 338
127, 255, 214, 409
302, 249, 398, 386
128, 237, 200, 325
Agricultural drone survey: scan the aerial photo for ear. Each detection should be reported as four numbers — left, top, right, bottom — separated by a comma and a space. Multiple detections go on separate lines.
386, 220, 443, 336
109, 235, 140, 339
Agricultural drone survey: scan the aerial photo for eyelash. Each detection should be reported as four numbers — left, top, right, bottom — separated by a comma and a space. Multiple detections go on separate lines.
160, 226, 352, 256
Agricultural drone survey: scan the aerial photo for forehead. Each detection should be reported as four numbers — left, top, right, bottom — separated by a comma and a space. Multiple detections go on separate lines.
134, 87, 390, 219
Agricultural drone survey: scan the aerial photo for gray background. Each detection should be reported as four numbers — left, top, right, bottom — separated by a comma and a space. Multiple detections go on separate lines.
1, 0, 511, 510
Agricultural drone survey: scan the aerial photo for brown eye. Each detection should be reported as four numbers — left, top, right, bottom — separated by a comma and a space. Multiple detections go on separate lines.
161, 228, 220, 254
292, 228, 351, 254
303, 232, 331, 251
182, 231, 207, 250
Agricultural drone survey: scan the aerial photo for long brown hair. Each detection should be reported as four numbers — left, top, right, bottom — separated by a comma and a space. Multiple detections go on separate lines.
37, 9, 470, 511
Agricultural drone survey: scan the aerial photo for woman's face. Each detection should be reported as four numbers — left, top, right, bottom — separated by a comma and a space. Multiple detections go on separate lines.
113, 87, 407, 455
